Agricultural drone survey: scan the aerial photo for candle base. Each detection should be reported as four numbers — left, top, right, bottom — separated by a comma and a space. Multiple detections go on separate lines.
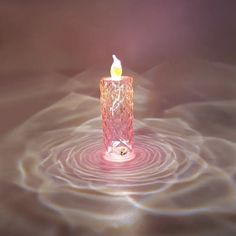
104, 146, 135, 162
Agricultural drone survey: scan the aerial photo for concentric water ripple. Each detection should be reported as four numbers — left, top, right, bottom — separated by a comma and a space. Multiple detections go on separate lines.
37, 131, 206, 195
17, 118, 236, 228
17, 113, 236, 230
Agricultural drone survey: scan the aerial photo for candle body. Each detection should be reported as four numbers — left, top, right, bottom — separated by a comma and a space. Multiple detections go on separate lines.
100, 76, 134, 161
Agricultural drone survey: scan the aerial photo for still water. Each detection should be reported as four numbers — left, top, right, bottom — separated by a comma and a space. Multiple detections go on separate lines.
1, 60, 236, 235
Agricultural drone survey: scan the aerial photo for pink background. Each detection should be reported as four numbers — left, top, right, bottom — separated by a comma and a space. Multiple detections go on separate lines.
0, 0, 235, 75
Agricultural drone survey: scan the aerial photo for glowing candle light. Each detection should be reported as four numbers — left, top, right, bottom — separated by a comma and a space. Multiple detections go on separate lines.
100, 55, 134, 162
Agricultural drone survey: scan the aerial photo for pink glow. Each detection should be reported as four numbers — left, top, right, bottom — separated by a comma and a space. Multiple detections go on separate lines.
100, 76, 134, 162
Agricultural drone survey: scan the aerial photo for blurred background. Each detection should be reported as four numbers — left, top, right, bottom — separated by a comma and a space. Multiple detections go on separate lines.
0, 0, 235, 75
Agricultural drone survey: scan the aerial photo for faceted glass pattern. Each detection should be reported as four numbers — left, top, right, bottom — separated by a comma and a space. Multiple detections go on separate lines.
100, 76, 134, 161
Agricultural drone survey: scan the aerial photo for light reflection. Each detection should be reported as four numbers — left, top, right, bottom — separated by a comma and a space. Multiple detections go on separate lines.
1, 64, 235, 234
17, 111, 220, 228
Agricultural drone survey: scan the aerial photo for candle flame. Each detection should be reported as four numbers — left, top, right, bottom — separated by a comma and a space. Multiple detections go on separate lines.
110, 55, 122, 79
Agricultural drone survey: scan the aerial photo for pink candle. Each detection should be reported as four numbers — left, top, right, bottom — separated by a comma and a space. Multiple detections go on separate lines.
100, 55, 134, 162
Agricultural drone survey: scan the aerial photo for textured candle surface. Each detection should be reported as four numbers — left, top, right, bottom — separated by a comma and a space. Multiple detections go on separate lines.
100, 76, 134, 161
